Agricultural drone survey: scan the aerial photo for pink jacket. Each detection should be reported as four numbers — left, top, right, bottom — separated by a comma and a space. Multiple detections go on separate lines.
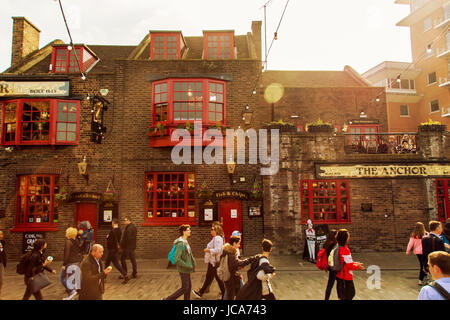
406, 237, 423, 255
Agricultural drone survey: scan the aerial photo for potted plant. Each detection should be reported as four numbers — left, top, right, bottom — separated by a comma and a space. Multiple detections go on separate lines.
306, 118, 333, 133
185, 121, 194, 133
418, 119, 447, 132
54, 186, 69, 203
265, 119, 297, 132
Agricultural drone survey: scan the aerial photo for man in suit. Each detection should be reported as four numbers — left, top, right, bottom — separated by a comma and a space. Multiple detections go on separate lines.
79, 244, 112, 300
105, 219, 129, 283
120, 217, 138, 279
422, 221, 446, 273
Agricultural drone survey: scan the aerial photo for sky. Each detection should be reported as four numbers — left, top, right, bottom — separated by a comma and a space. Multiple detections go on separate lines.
0, 0, 412, 74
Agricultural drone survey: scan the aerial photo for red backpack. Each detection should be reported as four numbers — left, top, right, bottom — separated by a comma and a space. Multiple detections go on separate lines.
316, 248, 329, 271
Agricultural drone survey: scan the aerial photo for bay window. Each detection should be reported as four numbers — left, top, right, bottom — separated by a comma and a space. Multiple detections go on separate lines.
144, 172, 196, 226
12, 175, 60, 232
1, 99, 80, 146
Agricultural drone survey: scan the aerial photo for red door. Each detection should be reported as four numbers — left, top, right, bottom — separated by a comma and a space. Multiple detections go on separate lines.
220, 199, 243, 246
75, 203, 98, 240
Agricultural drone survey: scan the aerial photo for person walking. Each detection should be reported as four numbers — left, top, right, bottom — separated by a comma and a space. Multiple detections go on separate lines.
221, 235, 257, 300
61, 227, 83, 300
22, 239, 56, 300
0, 231, 6, 300
120, 217, 138, 279
105, 219, 129, 283
79, 244, 112, 300
418, 251, 450, 300
442, 222, 450, 252
192, 223, 225, 299
422, 221, 446, 271
334, 229, 365, 300
236, 239, 276, 300
406, 222, 427, 285
323, 229, 338, 300
164, 224, 196, 300
78, 221, 94, 256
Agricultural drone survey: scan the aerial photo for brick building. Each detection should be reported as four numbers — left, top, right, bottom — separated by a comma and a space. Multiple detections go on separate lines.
0, 16, 449, 261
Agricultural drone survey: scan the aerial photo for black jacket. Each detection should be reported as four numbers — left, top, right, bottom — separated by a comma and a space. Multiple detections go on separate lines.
63, 238, 82, 266
107, 228, 122, 251
79, 254, 106, 300
120, 223, 137, 250
236, 255, 276, 300
0, 240, 6, 267
422, 233, 446, 262
25, 250, 53, 278
221, 243, 256, 283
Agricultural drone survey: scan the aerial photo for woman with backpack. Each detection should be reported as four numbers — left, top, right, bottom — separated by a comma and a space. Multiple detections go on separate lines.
60, 227, 83, 300
192, 223, 225, 299
322, 229, 338, 300
335, 229, 365, 300
163, 224, 196, 300
406, 222, 427, 285
22, 239, 56, 300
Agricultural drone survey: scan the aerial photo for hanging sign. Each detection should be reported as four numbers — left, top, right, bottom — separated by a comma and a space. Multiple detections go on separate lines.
214, 191, 248, 201
0, 81, 70, 97
22, 232, 45, 254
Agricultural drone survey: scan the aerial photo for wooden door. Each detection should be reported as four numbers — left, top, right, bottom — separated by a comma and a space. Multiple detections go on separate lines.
75, 202, 98, 240
220, 199, 242, 246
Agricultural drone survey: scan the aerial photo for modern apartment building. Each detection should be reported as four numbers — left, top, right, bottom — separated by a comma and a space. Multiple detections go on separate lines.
364, 0, 450, 131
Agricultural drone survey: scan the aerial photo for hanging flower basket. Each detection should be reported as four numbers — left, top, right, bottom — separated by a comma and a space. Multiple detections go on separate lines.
306, 118, 333, 133
54, 186, 69, 203
103, 179, 119, 202
249, 181, 263, 200
197, 182, 213, 199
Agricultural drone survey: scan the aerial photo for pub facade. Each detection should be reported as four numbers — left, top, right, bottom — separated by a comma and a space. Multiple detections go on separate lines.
0, 17, 449, 260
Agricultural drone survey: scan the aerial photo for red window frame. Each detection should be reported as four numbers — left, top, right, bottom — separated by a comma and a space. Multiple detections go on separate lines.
11, 174, 59, 232
436, 179, 450, 222
300, 180, 351, 224
151, 78, 226, 126
50, 45, 97, 73
144, 172, 197, 226
1, 99, 80, 146
150, 33, 183, 60
203, 32, 234, 59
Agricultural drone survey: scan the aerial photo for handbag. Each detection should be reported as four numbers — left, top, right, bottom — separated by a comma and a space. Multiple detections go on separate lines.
28, 272, 51, 293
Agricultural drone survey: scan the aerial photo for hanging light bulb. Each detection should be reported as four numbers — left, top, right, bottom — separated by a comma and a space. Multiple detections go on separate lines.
274, 32, 278, 40
426, 44, 432, 53
396, 75, 401, 83
67, 45, 73, 51
245, 105, 250, 110
81, 74, 86, 80
86, 95, 90, 100
252, 89, 257, 95
375, 96, 380, 102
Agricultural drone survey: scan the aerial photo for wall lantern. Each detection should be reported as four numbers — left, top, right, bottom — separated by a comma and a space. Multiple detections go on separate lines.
226, 157, 236, 184
78, 156, 88, 174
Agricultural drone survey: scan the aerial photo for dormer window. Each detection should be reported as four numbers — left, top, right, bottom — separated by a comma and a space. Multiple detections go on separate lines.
50, 45, 98, 73
150, 32, 186, 60
203, 31, 235, 59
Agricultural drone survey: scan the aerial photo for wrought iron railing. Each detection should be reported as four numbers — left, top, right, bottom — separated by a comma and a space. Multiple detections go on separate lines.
343, 133, 419, 155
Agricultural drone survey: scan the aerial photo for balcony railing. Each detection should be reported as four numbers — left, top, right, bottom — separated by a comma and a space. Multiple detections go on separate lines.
344, 133, 419, 155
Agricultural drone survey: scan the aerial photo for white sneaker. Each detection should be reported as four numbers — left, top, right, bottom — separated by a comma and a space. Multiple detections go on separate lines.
63, 290, 78, 300
418, 280, 424, 286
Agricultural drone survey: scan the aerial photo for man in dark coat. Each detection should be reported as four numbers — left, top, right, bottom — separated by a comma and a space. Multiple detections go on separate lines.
120, 217, 138, 278
79, 244, 112, 300
422, 221, 446, 272
0, 231, 6, 299
105, 219, 129, 283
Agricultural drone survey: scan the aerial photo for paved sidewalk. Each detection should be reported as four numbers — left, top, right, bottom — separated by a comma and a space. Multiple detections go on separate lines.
0, 252, 424, 300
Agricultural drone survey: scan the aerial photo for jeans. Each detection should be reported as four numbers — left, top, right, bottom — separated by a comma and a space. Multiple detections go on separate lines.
325, 269, 336, 300
166, 273, 192, 300
121, 249, 137, 276
198, 263, 225, 296
262, 292, 276, 300
336, 278, 355, 300
22, 277, 43, 300
416, 254, 426, 281
105, 250, 126, 276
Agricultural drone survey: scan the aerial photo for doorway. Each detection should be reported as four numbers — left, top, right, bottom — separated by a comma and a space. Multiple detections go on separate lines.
75, 202, 98, 240
219, 199, 243, 247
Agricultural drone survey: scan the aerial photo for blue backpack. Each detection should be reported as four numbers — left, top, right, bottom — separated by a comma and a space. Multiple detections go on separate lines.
168, 241, 184, 264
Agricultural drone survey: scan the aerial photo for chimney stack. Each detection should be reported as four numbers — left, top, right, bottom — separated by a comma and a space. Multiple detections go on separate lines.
251, 21, 262, 62
11, 17, 41, 66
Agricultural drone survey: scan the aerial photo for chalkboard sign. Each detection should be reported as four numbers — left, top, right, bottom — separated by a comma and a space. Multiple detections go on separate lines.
23, 232, 45, 253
